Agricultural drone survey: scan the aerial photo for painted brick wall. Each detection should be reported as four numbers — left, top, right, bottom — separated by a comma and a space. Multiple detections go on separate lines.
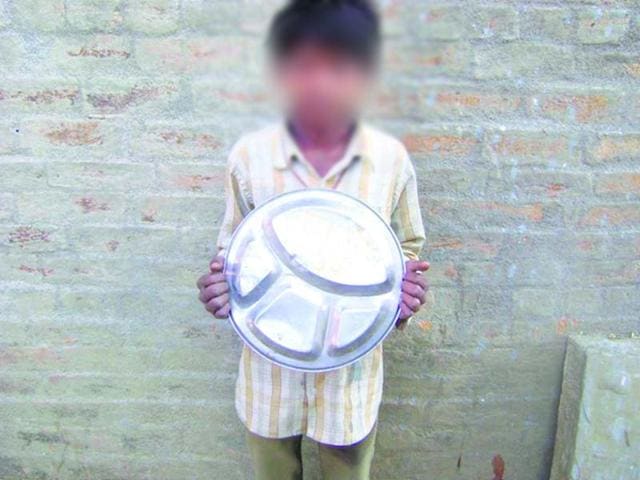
1, 1, 639, 479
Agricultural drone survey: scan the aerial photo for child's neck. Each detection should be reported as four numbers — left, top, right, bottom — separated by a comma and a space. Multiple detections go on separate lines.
289, 119, 355, 178
289, 119, 354, 149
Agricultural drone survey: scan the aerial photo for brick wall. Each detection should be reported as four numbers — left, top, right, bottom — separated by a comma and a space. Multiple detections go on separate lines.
1, 1, 639, 479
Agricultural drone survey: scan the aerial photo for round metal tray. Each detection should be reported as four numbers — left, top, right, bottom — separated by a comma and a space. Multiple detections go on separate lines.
225, 189, 404, 372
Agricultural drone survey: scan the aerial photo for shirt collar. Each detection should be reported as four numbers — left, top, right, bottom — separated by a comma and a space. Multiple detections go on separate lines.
275, 120, 369, 171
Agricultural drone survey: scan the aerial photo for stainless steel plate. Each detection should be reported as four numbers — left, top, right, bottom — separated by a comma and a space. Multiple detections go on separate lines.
225, 189, 404, 372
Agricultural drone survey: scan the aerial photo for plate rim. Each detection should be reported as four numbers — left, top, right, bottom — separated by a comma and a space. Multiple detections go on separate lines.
224, 188, 406, 372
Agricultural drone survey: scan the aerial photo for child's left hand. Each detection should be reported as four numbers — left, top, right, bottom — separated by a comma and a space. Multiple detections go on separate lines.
397, 260, 430, 328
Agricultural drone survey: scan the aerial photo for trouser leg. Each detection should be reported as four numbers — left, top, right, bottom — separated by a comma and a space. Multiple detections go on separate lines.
246, 431, 303, 480
317, 425, 377, 480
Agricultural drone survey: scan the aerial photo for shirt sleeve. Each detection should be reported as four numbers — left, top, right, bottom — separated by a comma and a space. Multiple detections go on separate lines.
216, 141, 253, 255
390, 149, 426, 261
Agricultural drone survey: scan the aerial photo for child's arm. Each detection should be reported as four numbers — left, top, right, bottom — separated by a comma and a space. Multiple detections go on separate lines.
390, 165, 426, 262
390, 151, 429, 324
216, 142, 253, 255
198, 141, 253, 319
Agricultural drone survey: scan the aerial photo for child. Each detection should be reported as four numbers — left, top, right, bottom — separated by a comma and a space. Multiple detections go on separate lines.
197, 1, 429, 478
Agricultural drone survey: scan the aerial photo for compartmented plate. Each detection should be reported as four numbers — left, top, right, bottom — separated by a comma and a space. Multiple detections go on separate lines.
225, 189, 404, 372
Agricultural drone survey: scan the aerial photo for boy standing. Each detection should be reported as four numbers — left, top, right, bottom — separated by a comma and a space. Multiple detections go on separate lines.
197, 1, 429, 478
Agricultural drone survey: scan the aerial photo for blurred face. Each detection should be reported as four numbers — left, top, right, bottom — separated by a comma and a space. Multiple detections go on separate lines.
273, 44, 375, 129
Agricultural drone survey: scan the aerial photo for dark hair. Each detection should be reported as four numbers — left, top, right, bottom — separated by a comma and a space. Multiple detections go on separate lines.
268, 0, 381, 67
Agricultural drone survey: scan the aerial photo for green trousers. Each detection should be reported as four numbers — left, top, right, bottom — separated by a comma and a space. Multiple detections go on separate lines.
246, 426, 377, 480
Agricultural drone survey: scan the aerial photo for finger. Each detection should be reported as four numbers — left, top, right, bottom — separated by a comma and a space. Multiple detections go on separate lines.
210, 256, 225, 273
398, 302, 413, 320
200, 282, 229, 302
206, 293, 229, 313
406, 260, 430, 273
196, 273, 209, 290
402, 280, 425, 302
197, 273, 226, 290
214, 303, 231, 319
199, 282, 229, 304
402, 292, 421, 312
404, 271, 427, 289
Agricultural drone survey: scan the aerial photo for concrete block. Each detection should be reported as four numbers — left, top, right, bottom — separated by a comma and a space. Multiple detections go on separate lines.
551, 336, 640, 480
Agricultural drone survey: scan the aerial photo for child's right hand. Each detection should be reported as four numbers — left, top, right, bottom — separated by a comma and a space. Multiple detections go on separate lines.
197, 255, 230, 319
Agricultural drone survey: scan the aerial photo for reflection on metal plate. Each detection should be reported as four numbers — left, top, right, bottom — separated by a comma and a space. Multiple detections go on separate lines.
225, 189, 404, 372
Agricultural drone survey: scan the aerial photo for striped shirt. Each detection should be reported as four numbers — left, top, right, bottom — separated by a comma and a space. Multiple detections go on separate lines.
217, 121, 425, 446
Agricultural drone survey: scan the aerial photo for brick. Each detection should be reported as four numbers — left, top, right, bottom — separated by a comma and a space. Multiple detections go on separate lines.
15, 192, 131, 225
182, 0, 241, 33
573, 204, 640, 229
577, 8, 631, 44
66, 0, 123, 32
0, 193, 14, 222
178, 226, 221, 259
551, 337, 640, 479
0, 1, 9, 29
427, 233, 503, 260
0, 253, 203, 290
0, 33, 27, 71
0, 343, 231, 374
0, 80, 81, 113
84, 78, 182, 115
156, 163, 226, 195
417, 167, 488, 199
136, 36, 258, 76
385, 40, 473, 78
513, 287, 563, 338
133, 195, 223, 227
0, 445, 248, 480
132, 122, 225, 160
182, 0, 284, 35
601, 286, 640, 317
51, 35, 134, 75
0, 162, 47, 192
474, 43, 575, 80
571, 232, 640, 260
16, 119, 123, 158
486, 130, 581, 168
426, 199, 559, 233
47, 162, 156, 191
411, 85, 523, 121
0, 122, 18, 154
566, 258, 640, 287
0, 225, 67, 253
575, 50, 640, 80
124, 0, 179, 35
374, 0, 407, 37
402, 130, 480, 160
414, 5, 465, 40
66, 226, 180, 257
458, 288, 513, 337
408, 3, 517, 41
594, 172, 640, 198
0, 290, 57, 320
413, 288, 462, 342
520, 7, 575, 42
466, 6, 519, 40
12, 0, 65, 31
487, 170, 592, 201
587, 134, 640, 166
192, 77, 271, 116
528, 89, 621, 124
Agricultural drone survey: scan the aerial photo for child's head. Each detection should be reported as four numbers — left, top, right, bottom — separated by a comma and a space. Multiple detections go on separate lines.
268, 0, 381, 129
